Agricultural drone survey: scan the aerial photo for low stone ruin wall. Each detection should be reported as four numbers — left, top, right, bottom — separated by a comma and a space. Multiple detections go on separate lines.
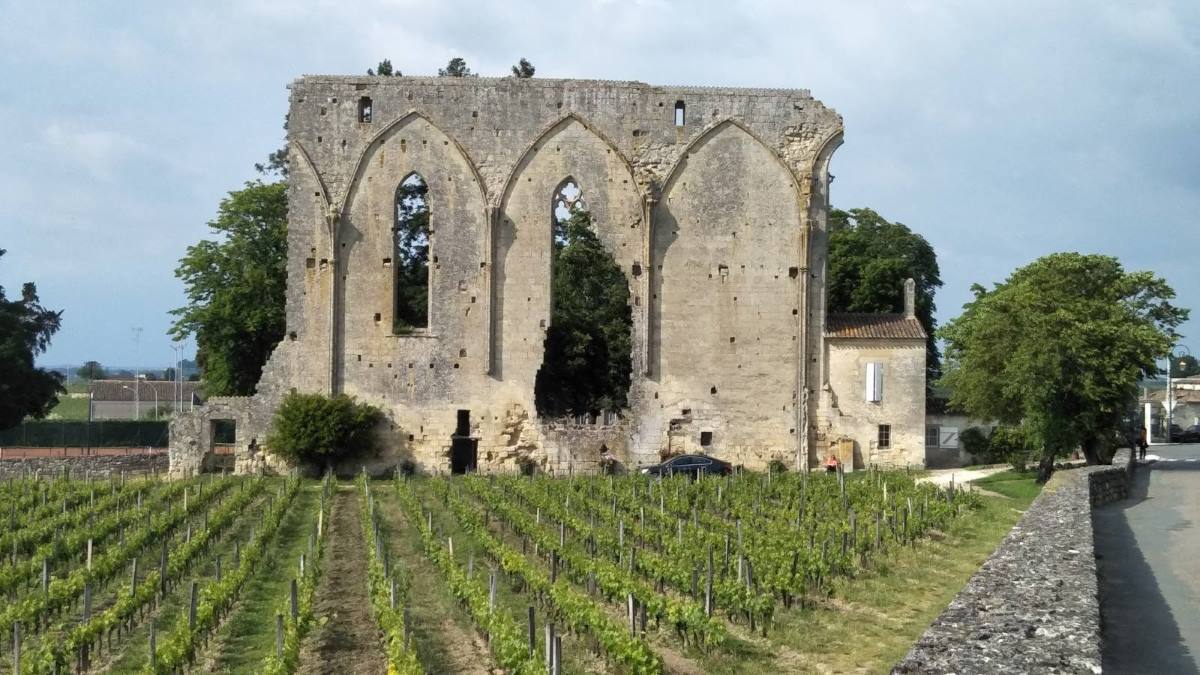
0, 452, 168, 479
894, 450, 1134, 674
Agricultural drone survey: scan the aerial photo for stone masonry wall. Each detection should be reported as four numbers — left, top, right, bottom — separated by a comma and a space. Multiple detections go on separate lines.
0, 453, 168, 479
894, 450, 1135, 674
824, 338, 926, 467
172, 76, 849, 477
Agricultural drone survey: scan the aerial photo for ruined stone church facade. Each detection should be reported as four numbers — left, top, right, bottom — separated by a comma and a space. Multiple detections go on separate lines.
170, 76, 927, 476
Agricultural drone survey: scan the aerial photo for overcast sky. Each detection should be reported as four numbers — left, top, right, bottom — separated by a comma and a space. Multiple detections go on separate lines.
1, 0, 1197, 369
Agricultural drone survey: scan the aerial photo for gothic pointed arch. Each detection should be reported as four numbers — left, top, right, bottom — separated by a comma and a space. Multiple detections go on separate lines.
492, 113, 643, 392
649, 116, 805, 447
338, 110, 487, 217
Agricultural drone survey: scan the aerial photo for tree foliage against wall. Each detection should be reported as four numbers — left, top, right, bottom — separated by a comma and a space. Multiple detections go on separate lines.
939, 252, 1188, 480
394, 174, 430, 333
828, 208, 942, 380
535, 207, 633, 417
0, 249, 64, 430
170, 181, 288, 397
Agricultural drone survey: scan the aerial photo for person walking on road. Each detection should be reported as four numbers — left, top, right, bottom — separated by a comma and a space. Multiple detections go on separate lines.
1137, 427, 1149, 461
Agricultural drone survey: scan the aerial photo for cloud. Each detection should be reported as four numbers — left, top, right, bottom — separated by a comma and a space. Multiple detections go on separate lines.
1, 0, 1196, 364
41, 122, 144, 182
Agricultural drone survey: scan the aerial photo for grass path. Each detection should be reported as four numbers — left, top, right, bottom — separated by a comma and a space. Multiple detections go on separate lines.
200, 483, 320, 673
295, 485, 387, 675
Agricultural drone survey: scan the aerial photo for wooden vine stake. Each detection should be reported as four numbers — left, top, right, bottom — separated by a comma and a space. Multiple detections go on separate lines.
705, 544, 714, 616
275, 613, 284, 658
527, 606, 536, 656
290, 579, 299, 619
12, 622, 19, 674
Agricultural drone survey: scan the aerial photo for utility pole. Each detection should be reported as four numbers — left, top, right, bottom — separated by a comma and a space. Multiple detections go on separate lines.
131, 327, 143, 420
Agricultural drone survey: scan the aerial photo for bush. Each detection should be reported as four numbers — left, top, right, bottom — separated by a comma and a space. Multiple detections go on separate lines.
767, 458, 789, 474
266, 393, 383, 468
989, 425, 1033, 472
959, 427, 990, 462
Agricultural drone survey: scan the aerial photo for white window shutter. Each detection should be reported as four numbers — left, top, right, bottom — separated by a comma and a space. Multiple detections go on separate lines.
865, 362, 884, 402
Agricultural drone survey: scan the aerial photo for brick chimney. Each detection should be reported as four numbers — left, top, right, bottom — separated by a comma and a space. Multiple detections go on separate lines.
904, 278, 916, 318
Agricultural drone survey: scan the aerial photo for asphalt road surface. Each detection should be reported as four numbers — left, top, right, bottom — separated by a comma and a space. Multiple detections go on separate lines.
1094, 444, 1200, 674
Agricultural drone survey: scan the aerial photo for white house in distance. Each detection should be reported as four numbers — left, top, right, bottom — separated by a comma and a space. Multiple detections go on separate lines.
88, 380, 203, 420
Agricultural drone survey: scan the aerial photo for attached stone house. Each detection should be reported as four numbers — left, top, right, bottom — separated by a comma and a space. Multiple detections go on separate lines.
170, 75, 928, 476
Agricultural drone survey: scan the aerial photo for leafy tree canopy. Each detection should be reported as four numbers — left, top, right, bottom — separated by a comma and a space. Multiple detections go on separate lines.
266, 392, 383, 468
0, 249, 64, 429
939, 252, 1188, 480
438, 57, 473, 77
78, 360, 107, 380
828, 207, 942, 380
535, 209, 633, 417
512, 58, 536, 78
169, 181, 288, 397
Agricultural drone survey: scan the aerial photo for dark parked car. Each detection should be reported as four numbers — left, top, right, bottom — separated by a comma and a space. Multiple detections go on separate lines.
1177, 425, 1200, 443
640, 454, 733, 477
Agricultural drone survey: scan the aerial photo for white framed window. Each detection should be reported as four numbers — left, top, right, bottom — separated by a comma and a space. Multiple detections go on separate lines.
865, 362, 884, 402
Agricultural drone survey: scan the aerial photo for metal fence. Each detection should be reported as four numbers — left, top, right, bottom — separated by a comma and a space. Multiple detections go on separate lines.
0, 420, 169, 448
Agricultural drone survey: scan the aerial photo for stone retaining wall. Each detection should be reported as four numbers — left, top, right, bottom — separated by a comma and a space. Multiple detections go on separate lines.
0, 452, 169, 479
894, 450, 1134, 674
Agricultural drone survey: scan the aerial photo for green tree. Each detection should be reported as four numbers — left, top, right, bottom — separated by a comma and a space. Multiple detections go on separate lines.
78, 360, 107, 380
511, 58, 536, 78
394, 175, 430, 332
535, 210, 633, 417
438, 57, 473, 77
170, 181, 288, 397
940, 253, 1188, 481
1171, 354, 1199, 378
266, 392, 383, 469
0, 249, 64, 429
828, 207, 942, 380
367, 59, 399, 76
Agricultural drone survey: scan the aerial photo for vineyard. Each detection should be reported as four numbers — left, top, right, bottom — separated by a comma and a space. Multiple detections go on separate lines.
0, 468, 992, 674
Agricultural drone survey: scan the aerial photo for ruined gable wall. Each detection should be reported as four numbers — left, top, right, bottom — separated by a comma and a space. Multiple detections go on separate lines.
235, 77, 843, 475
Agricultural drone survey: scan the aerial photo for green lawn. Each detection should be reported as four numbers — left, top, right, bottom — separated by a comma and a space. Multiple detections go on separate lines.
973, 470, 1042, 500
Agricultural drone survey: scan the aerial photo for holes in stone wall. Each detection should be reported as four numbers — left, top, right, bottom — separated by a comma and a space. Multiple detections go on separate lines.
700, 431, 713, 446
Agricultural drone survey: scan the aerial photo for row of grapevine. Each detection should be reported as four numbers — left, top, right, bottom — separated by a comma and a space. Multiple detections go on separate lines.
0, 477, 239, 639
16, 477, 270, 673
359, 475, 424, 674
430, 479, 664, 674
394, 477, 544, 674
146, 476, 302, 673
262, 475, 334, 675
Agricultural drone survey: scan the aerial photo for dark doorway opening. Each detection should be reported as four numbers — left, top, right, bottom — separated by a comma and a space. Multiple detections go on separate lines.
450, 409, 477, 474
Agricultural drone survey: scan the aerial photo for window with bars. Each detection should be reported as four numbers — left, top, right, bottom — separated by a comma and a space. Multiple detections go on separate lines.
925, 426, 940, 448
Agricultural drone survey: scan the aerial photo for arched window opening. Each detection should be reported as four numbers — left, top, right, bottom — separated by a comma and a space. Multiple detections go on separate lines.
535, 179, 633, 418
393, 173, 429, 333
674, 100, 686, 127
358, 97, 373, 123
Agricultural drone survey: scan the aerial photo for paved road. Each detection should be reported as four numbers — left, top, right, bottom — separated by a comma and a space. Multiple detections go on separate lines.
1094, 444, 1200, 674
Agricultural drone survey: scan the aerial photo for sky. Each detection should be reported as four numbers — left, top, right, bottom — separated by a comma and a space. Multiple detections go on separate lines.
1, 0, 1197, 369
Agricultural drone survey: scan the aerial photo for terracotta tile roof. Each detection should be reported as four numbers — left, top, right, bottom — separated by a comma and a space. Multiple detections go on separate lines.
825, 313, 928, 340
89, 380, 204, 402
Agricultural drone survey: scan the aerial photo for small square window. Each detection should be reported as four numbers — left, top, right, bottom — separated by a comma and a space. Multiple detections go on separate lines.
878, 425, 891, 449
700, 431, 713, 447
925, 426, 940, 448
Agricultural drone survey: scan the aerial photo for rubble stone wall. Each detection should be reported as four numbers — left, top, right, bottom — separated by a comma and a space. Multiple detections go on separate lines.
894, 450, 1135, 674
